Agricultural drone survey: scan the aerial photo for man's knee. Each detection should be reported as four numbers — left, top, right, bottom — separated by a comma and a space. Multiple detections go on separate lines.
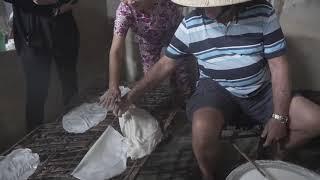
192, 107, 225, 143
193, 107, 224, 126
290, 96, 320, 121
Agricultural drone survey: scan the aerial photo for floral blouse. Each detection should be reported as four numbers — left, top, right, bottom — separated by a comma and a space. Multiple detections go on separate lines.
114, 0, 183, 71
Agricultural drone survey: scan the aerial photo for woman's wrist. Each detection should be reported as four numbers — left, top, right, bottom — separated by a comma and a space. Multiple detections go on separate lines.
109, 82, 120, 89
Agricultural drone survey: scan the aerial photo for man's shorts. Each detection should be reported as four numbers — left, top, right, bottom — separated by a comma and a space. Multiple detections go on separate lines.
186, 79, 273, 124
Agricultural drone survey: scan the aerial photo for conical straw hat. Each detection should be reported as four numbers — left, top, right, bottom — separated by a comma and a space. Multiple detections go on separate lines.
171, 0, 252, 7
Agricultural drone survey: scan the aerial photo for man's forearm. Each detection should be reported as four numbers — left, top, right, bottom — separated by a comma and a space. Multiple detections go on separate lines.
269, 56, 291, 117
128, 56, 176, 103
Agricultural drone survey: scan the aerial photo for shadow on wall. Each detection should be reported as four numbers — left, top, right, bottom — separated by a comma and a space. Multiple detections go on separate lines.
286, 35, 320, 90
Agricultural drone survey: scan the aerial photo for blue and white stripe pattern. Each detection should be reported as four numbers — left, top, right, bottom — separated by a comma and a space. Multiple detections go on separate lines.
165, 0, 287, 97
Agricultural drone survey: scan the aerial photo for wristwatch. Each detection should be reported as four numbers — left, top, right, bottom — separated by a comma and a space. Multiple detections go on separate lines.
272, 113, 289, 125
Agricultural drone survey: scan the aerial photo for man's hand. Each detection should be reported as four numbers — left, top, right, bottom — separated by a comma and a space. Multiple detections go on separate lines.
99, 87, 121, 110
33, 0, 57, 5
261, 118, 288, 147
110, 56, 176, 117
112, 94, 132, 117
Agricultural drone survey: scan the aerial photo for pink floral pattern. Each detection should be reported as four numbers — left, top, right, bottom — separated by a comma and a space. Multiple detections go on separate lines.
114, 0, 195, 99
114, 0, 183, 72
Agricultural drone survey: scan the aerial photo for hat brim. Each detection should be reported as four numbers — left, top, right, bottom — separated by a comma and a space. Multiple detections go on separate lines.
171, 0, 252, 7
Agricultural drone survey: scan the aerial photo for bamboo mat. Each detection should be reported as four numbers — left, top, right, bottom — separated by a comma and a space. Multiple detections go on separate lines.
2, 84, 178, 180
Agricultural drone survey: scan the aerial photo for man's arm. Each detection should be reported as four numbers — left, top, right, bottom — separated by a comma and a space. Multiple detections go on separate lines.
128, 56, 177, 103
262, 55, 291, 146
269, 55, 291, 117
113, 56, 177, 116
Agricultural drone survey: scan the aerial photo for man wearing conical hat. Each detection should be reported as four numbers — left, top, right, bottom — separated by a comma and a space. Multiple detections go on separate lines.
111, 0, 320, 179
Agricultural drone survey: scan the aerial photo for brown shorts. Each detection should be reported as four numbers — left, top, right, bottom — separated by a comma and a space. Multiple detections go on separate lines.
186, 79, 273, 125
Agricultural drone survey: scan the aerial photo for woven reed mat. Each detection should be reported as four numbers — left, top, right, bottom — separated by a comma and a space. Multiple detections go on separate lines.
2, 85, 178, 180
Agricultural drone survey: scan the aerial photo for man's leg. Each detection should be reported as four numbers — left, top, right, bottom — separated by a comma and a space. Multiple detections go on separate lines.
187, 79, 240, 180
285, 95, 320, 148
192, 107, 224, 180
20, 48, 51, 132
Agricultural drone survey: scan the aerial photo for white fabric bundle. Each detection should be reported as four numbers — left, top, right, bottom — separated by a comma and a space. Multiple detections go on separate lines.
118, 86, 131, 98
62, 103, 108, 133
63, 86, 131, 133
0, 149, 39, 180
119, 106, 163, 160
72, 107, 162, 179
72, 126, 129, 180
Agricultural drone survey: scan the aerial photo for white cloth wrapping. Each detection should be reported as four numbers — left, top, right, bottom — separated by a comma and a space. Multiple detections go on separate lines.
63, 86, 131, 133
72, 106, 163, 179
102, 86, 131, 100
62, 103, 108, 133
119, 106, 163, 160
72, 126, 129, 180
0, 149, 40, 180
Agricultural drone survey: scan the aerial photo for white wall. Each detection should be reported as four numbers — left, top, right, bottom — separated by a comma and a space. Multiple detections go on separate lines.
107, 0, 119, 18
74, 0, 109, 92
280, 0, 320, 90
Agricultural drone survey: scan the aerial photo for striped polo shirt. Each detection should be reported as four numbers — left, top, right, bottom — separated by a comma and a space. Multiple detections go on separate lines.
165, 0, 287, 97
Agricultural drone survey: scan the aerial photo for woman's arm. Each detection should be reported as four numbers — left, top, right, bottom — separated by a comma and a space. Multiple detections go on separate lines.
100, 2, 133, 109
109, 35, 126, 90
99, 34, 126, 109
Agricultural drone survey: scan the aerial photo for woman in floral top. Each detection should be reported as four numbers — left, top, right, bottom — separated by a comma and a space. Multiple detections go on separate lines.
100, 0, 195, 109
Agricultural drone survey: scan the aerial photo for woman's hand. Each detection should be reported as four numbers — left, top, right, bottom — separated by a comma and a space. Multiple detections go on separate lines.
99, 87, 121, 110
33, 0, 58, 5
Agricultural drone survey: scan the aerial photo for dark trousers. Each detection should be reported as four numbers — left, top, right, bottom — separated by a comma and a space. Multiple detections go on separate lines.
20, 47, 78, 132
12, 11, 80, 132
